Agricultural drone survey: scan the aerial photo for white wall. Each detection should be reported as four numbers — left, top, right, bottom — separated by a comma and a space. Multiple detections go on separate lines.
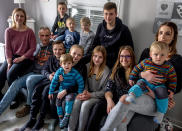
120, 0, 182, 126
120, 0, 182, 61
25, 0, 182, 59
0, 1, 16, 43
24, 0, 57, 42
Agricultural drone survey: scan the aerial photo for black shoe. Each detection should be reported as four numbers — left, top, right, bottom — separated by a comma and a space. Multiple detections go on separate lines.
32, 119, 44, 131
48, 119, 58, 131
9, 100, 19, 109
20, 118, 36, 131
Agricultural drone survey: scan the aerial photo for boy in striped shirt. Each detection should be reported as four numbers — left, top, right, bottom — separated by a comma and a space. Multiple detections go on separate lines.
49, 53, 84, 129
126, 41, 177, 124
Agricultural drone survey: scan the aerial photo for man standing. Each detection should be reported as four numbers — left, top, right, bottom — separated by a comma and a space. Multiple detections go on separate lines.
93, 2, 133, 68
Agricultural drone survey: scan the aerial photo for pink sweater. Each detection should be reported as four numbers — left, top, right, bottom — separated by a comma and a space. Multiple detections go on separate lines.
5, 27, 36, 60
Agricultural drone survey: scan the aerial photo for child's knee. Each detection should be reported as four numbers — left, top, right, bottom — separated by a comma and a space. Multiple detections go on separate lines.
154, 86, 168, 99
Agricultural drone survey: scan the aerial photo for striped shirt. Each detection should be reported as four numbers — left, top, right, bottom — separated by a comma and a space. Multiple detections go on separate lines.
130, 58, 177, 92
49, 67, 84, 94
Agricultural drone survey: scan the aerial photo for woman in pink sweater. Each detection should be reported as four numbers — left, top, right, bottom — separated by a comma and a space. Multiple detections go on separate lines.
0, 8, 36, 99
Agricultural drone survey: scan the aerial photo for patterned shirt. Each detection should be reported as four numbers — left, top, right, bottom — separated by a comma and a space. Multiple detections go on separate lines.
129, 58, 177, 92
49, 67, 84, 94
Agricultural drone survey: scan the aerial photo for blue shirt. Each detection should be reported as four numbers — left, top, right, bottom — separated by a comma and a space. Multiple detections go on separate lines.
49, 67, 84, 94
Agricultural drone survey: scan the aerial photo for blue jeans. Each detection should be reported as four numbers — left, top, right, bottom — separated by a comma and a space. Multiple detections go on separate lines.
0, 72, 44, 115
54, 34, 65, 41
26, 74, 45, 105
0, 58, 33, 92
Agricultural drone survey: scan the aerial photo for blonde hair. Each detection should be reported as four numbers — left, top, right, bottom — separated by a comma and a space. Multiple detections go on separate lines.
69, 45, 84, 56
80, 17, 91, 25
12, 8, 27, 28
150, 41, 169, 53
110, 45, 135, 80
88, 46, 107, 80
66, 17, 75, 25
60, 53, 73, 64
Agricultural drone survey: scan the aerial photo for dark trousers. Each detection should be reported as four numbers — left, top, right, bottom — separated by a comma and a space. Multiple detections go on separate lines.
30, 79, 50, 119
86, 99, 107, 131
0, 57, 33, 92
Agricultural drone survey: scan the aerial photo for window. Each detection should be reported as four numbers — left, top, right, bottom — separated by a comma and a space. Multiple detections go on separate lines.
67, 0, 120, 33
68, 6, 104, 32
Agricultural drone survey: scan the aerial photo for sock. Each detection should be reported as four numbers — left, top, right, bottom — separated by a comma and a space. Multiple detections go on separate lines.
125, 93, 136, 103
153, 112, 164, 124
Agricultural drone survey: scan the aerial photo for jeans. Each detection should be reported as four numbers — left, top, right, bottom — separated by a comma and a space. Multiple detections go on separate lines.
0, 72, 33, 115
54, 35, 65, 41
26, 74, 45, 105
0, 72, 44, 115
0, 58, 33, 92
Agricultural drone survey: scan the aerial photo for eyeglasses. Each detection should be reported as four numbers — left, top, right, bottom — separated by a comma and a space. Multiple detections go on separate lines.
120, 55, 131, 59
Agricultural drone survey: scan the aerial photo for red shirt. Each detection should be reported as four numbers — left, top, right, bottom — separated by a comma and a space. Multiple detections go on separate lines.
5, 27, 36, 60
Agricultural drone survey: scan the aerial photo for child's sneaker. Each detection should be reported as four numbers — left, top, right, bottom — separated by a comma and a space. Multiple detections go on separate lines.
125, 94, 136, 103
153, 112, 164, 124
60, 115, 70, 129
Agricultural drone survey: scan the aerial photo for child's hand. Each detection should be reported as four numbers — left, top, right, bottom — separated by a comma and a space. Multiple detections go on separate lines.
59, 75, 63, 82
129, 80, 135, 86
83, 90, 88, 95
51, 35, 58, 40
57, 90, 67, 99
48, 94, 54, 99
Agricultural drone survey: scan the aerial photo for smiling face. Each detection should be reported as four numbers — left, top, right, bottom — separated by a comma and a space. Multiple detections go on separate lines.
70, 47, 83, 64
150, 48, 168, 65
53, 44, 65, 60
61, 61, 73, 73
119, 49, 132, 69
39, 29, 51, 46
81, 23, 90, 32
13, 11, 25, 26
104, 8, 117, 26
92, 51, 104, 67
157, 25, 174, 45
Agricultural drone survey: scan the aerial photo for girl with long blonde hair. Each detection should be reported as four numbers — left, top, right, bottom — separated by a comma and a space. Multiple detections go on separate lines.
69, 45, 110, 131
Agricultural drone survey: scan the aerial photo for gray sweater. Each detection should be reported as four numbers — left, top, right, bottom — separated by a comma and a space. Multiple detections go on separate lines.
79, 30, 95, 56
85, 63, 110, 98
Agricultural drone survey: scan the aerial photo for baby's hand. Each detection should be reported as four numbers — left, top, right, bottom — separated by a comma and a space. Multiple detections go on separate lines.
48, 94, 54, 99
59, 75, 64, 82
51, 35, 57, 40
129, 80, 135, 86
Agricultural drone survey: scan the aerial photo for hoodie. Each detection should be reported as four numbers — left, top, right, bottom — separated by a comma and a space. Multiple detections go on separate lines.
93, 17, 134, 68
